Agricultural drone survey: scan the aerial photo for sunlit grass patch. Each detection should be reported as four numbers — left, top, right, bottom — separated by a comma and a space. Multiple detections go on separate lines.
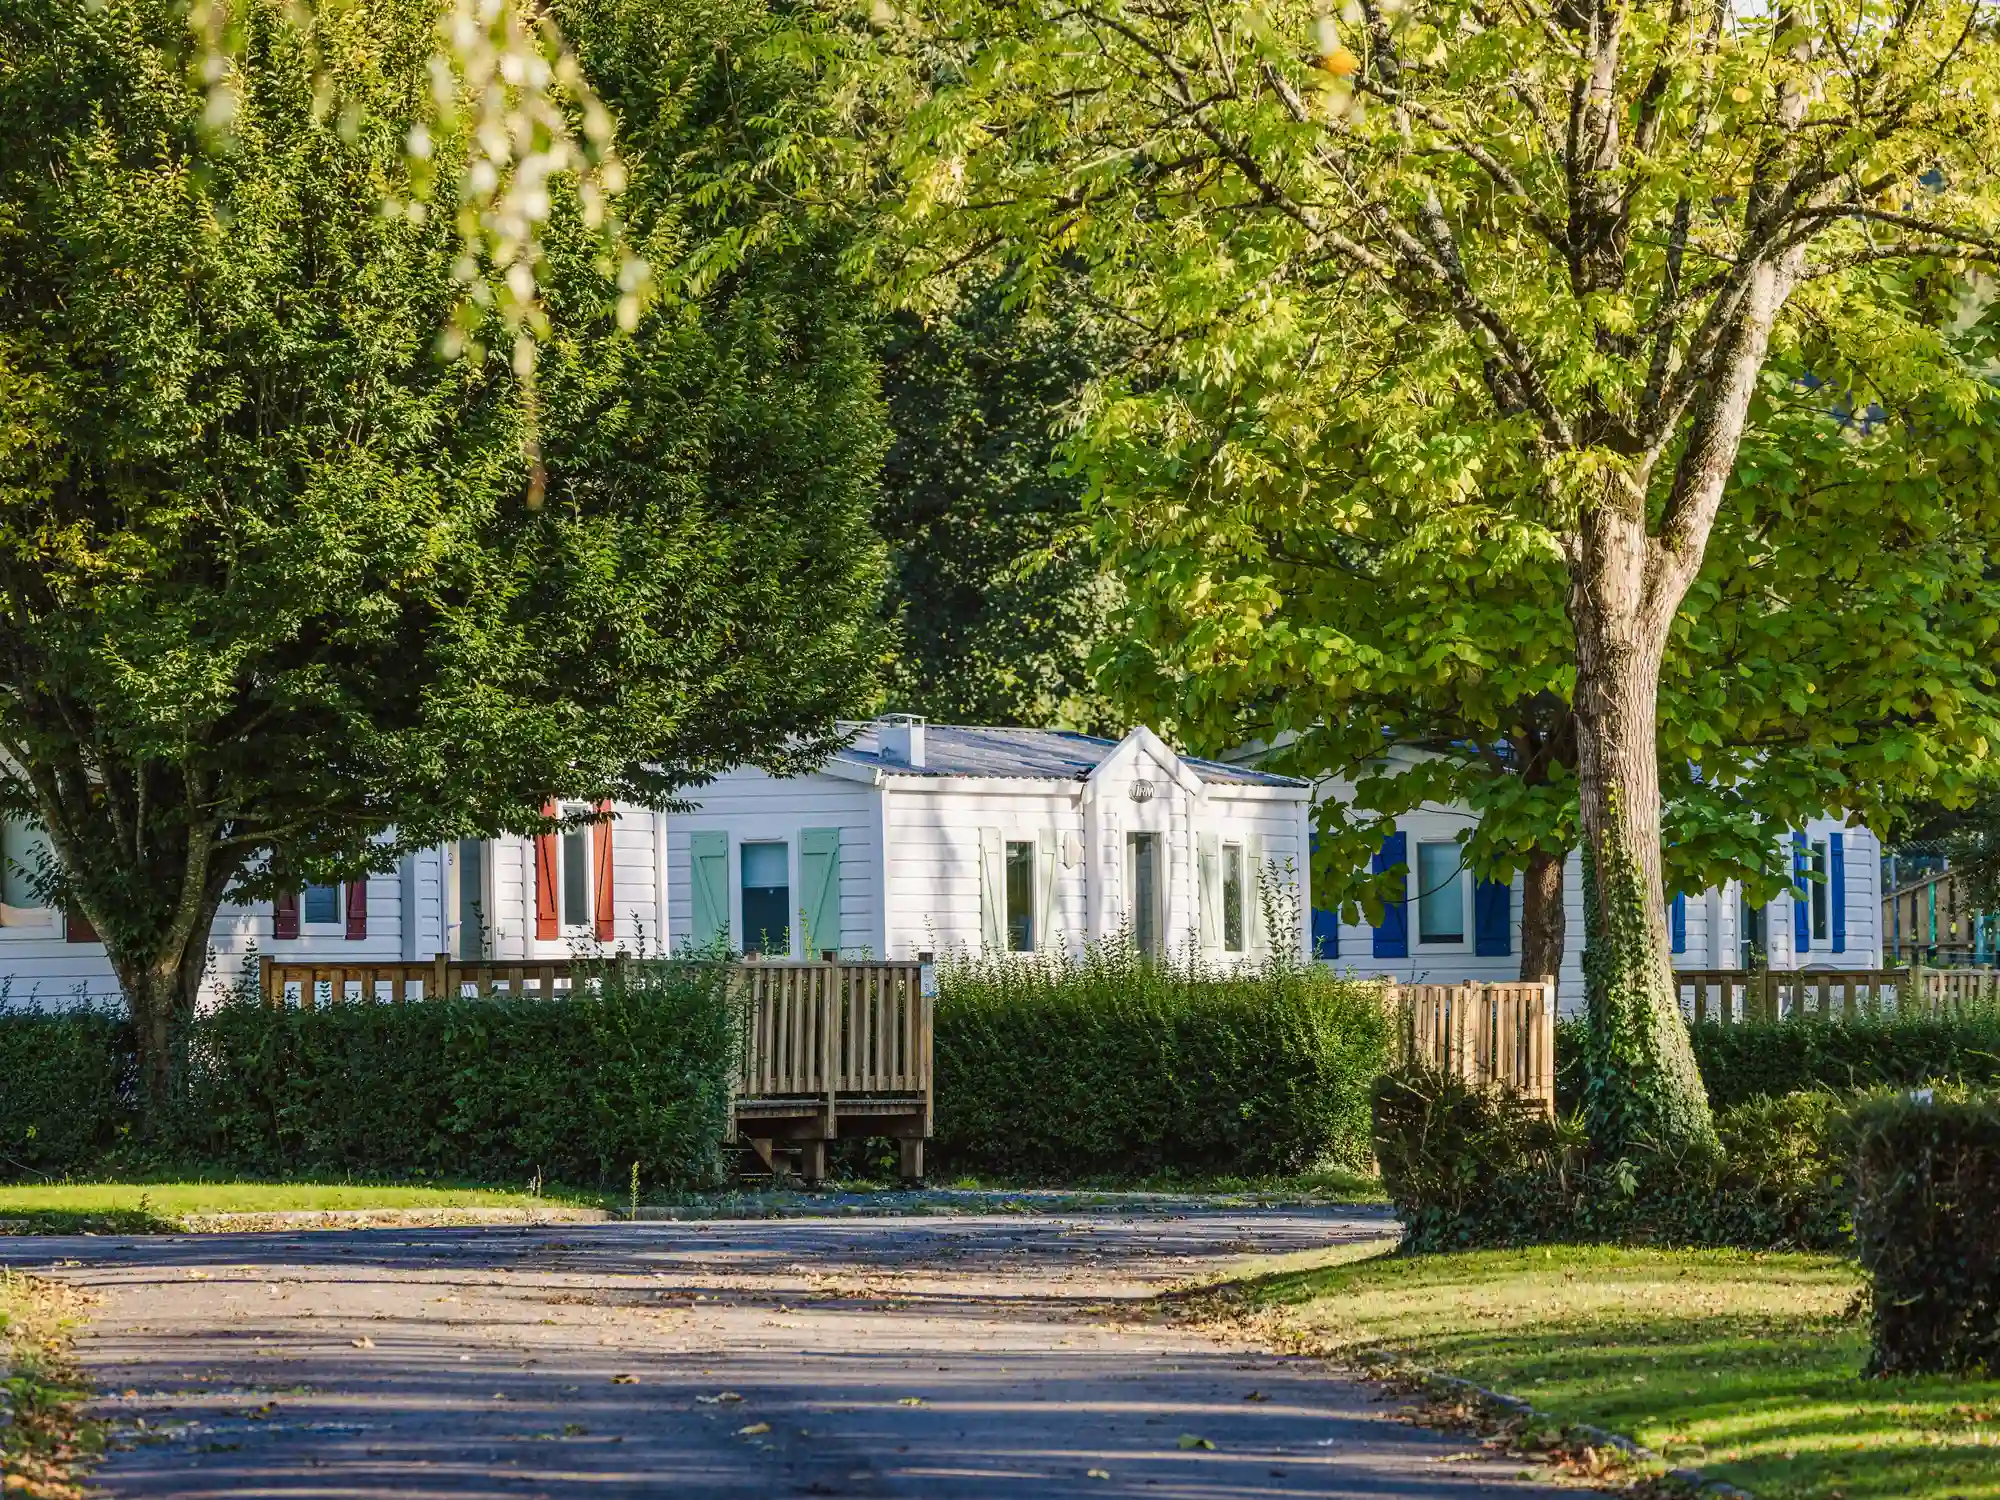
1218, 1244, 2000, 1500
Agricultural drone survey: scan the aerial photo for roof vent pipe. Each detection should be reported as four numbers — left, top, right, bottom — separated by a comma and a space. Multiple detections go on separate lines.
878, 714, 926, 769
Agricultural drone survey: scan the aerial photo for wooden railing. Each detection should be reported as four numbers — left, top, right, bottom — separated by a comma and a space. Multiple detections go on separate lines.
260, 955, 583, 1006
735, 960, 930, 1100
1386, 978, 1557, 1113
1675, 965, 2000, 1023
258, 952, 933, 1103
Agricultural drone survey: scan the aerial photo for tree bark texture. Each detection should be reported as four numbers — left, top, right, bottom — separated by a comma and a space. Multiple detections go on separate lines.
1570, 506, 1715, 1161
1518, 847, 1567, 988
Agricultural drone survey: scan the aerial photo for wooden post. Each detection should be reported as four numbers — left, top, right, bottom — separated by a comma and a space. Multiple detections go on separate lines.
431, 951, 449, 1000
821, 966, 840, 1144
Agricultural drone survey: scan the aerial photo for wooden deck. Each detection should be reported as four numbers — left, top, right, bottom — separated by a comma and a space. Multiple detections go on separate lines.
258, 954, 934, 1183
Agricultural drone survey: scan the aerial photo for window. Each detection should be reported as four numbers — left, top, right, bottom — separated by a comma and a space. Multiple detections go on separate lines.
560, 823, 591, 930
1416, 841, 1465, 944
302, 882, 343, 927
455, 838, 486, 959
1221, 843, 1246, 953
1127, 832, 1162, 958
741, 841, 790, 956
1005, 840, 1035, 952
1810, 839, 1829, 941
1740, 892, 1765, 969
1, 819, 49, 910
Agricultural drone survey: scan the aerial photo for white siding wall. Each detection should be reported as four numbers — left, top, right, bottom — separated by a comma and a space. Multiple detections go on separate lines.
667, 769, 883, 957
884, 780, 1087, 959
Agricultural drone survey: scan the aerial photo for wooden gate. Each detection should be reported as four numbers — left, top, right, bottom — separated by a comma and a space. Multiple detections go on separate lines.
1385, 977, 1557, 1112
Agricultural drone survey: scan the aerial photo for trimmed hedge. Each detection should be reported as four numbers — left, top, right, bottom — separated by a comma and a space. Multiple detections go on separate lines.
1374, 1065, 1854, 1252
1557, 1012, 2000, 1113
1852, 1093, 2000, 1376
0, 960, 737, 1190
933, 950, 1391, 1179
0, 1005, 134, 1177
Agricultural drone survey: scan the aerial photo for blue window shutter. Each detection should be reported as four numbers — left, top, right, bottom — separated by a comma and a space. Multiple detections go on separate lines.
799, 827, 842, 957
1309, 833, 1338, 960
1670, 892, 1686, 954
1371, 830, 1408, 959
1792, 831, 1810, 954
1473, 878, 1510, 957
1829, 832, 1846, 953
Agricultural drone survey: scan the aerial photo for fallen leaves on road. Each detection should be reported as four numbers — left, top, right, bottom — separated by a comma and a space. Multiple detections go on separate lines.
349, 1338, 374, 1349
696, 1391, 741, 1404
1178, 1434, 1215, 1450
896, 1397, 924, 1406
1087, 1468, 1112, 1480
736, 1422, 771, 1436
1244, 1391, 1270, 1402
610, 1374, 639, 1384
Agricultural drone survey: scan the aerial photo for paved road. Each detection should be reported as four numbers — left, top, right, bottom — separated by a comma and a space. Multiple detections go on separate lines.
11, 1209, 1565, 1499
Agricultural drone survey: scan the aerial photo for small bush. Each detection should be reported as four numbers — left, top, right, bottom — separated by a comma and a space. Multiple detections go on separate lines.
1557, 1012, 2000, 1114
1851, 1092, 2000, 1376
0, 1004, 133, 1179
1374, 1064, 1855, 1252
933, 947, 1391, 1179
0, 960, 738, 1190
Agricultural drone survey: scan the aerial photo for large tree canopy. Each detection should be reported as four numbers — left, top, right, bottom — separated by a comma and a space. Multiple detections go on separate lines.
801, 0, 2000, 1159
876, 279, 1119, 732
1092, 309, 2000, 982
0, 0, 885, 1106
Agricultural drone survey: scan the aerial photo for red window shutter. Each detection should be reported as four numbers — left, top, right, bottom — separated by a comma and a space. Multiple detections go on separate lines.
535, 801, 559, 941
66, 907, 98, 943
593, 800, 616, 942
273, 889, 300, 940
345, 879, 368, 940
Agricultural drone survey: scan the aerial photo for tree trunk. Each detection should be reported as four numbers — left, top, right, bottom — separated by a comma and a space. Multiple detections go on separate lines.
106, 919, 216, 1121
1570, 509, 1716, 1163
1519, 847, 1567, 987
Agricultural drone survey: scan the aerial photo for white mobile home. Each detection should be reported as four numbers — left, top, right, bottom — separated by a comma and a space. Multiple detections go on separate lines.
0, 718, 1311, 1007
1304, 774, 1884, 1009
666, 719, 1312, 963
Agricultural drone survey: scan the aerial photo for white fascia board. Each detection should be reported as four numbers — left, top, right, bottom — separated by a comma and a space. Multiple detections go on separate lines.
881, 774, 1085, 798
1093, 727, 1209, 802
819, 758, 886, 788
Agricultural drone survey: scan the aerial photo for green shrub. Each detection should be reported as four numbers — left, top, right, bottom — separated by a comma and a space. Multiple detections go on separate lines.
0, 960, 737, 1190
933, 948, 1391, 1179
1557, 1012, 2000, 1113
1374, 1064, 1855, 1252
0, 1004, 133, 1178
1851, 1092, 2000, 1376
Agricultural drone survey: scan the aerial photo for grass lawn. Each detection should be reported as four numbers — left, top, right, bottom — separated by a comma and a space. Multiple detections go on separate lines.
1213, 1243, 2000, 1500
0, 1180, 611, 1234
0, 1271, 97, 1498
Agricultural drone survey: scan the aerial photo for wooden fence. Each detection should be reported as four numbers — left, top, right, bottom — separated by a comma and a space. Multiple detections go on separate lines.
1385, 977, 1557, 1113
1673, 964, 2000, 1023
257, 953, 935, 1181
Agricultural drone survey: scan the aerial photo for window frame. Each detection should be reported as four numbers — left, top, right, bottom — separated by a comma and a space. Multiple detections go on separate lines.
1809, 838, 1830, 942
556, 805, 595, 934
1126, 831, 1164, 959
1004, 839, 1036, 953
452, 838, 489, 960
300, 881, 345, 932
1415, 840, 1468, 947
1221, 842, 1246, 954
739, 838, 793, 958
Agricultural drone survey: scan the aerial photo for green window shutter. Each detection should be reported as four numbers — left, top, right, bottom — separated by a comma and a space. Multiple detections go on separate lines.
1036, 828, 1059, 951
690, 830, 728, 949
978, 828, 1006, 951
800, 827, 842, 957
